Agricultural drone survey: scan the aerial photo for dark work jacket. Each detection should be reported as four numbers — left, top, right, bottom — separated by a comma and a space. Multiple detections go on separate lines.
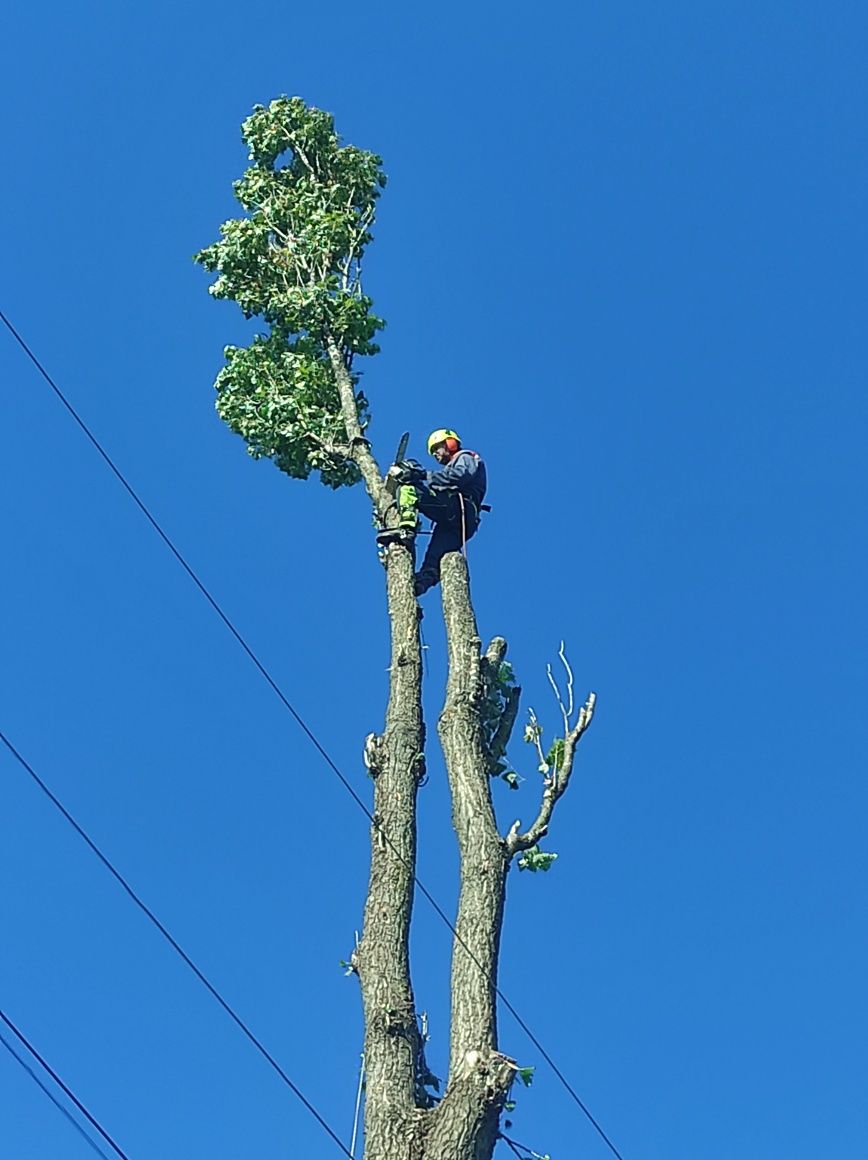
427, 449, 487, 509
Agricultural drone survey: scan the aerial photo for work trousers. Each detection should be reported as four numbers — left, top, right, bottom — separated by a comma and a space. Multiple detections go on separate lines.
414, 491, 479, 595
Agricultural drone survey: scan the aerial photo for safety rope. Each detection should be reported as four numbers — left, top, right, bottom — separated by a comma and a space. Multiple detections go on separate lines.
349, 1052, 365, 1158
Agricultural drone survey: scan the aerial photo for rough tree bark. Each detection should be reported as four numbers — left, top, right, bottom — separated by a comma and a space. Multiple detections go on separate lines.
355, 536, 427, 1159
331, 341, 428, 1157
196, 96, 597, 1160
424, 556, 515, 1158
331, 339, 594, 1160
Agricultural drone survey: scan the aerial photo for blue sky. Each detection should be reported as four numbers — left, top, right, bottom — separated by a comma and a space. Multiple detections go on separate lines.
2, 1, 866, 1157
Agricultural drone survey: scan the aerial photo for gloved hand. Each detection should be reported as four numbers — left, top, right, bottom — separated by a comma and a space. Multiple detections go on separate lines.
389, 459, 425, 484
398, 458, 426, 482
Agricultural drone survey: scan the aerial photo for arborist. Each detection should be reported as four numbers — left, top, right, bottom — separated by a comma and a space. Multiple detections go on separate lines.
377, 428, 488, 596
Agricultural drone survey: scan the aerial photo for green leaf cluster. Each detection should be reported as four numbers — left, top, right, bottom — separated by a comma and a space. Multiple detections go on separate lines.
196, 96, 386, 487
517, 846, 558, 873
524, 719, 565, 778
215, 332, 369, 487
545, 738, 565, 773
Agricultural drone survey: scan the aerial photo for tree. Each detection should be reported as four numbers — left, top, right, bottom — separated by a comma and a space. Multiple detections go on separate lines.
196, 96, 595, 1160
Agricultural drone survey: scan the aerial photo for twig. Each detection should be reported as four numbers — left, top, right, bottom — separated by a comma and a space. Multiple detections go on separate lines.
505, 689, 595, 856
558, 640, 574, 720
526, 707, 548, 773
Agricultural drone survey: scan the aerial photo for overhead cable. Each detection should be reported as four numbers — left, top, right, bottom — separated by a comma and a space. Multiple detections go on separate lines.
0, 1008, 130, 1160
1, 308, 625, 1160
0, 731, 352, 1159
0, 1028, 114, 1160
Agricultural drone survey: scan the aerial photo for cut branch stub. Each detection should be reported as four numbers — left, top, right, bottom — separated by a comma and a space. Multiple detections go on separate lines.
488, 686, 522, 775
479, 638, 522, 779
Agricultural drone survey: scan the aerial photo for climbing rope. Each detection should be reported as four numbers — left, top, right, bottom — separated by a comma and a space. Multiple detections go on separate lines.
349, 1052, 365, 1158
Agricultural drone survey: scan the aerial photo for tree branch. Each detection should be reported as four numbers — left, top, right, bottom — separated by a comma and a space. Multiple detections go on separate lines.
504, 690, 596, 857
487, 686, 521, 774
480, 637, 522, 774
484, 637, 507, 668
285, 129, 317, 177
323, 332, 385, 508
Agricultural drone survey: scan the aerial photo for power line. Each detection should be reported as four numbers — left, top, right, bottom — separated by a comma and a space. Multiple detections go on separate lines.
2, 308, 624, 1158
1, 308, 626, 1160
0, 308, 370, 825
500, 1132, 551, 1160
0, 1028, 114, 1160
0, 730, 352, 1159
0, 1008, 130, 1160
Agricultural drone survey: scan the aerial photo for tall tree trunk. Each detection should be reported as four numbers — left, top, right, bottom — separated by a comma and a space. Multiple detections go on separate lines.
329, 338, 428, 1157
331, 341, 522, 1158
356, 540, 427, 1158
425, 554, 515, 1160
356, 550, 515, 1160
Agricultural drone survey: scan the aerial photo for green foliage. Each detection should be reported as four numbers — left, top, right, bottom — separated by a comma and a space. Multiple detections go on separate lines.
481, 662, 515, 736
481, 661, 520, 788
544, 738, 565, 773
516, 1066, 535, 1087
215, 332, 370, 486
517, 846, 558, 873
196, 96, 386, 487
524, 715, 566, 777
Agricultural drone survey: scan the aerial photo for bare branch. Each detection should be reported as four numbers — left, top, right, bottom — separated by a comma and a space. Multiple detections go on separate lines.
546, 662, 569, 736
558, 640, 574, 720
504, 687, 596, 858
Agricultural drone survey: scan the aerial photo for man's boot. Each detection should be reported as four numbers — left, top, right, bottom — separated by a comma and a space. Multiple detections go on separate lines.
376, 485, 419, 546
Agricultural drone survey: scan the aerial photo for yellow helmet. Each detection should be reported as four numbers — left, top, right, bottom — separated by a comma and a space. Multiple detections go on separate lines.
427, 428, 461, 456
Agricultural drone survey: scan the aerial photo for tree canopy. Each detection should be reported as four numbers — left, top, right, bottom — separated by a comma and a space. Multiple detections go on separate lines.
196, 97, 386, 487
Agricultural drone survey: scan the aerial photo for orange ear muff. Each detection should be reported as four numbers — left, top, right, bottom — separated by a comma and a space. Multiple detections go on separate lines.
445, 437, 459, 454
